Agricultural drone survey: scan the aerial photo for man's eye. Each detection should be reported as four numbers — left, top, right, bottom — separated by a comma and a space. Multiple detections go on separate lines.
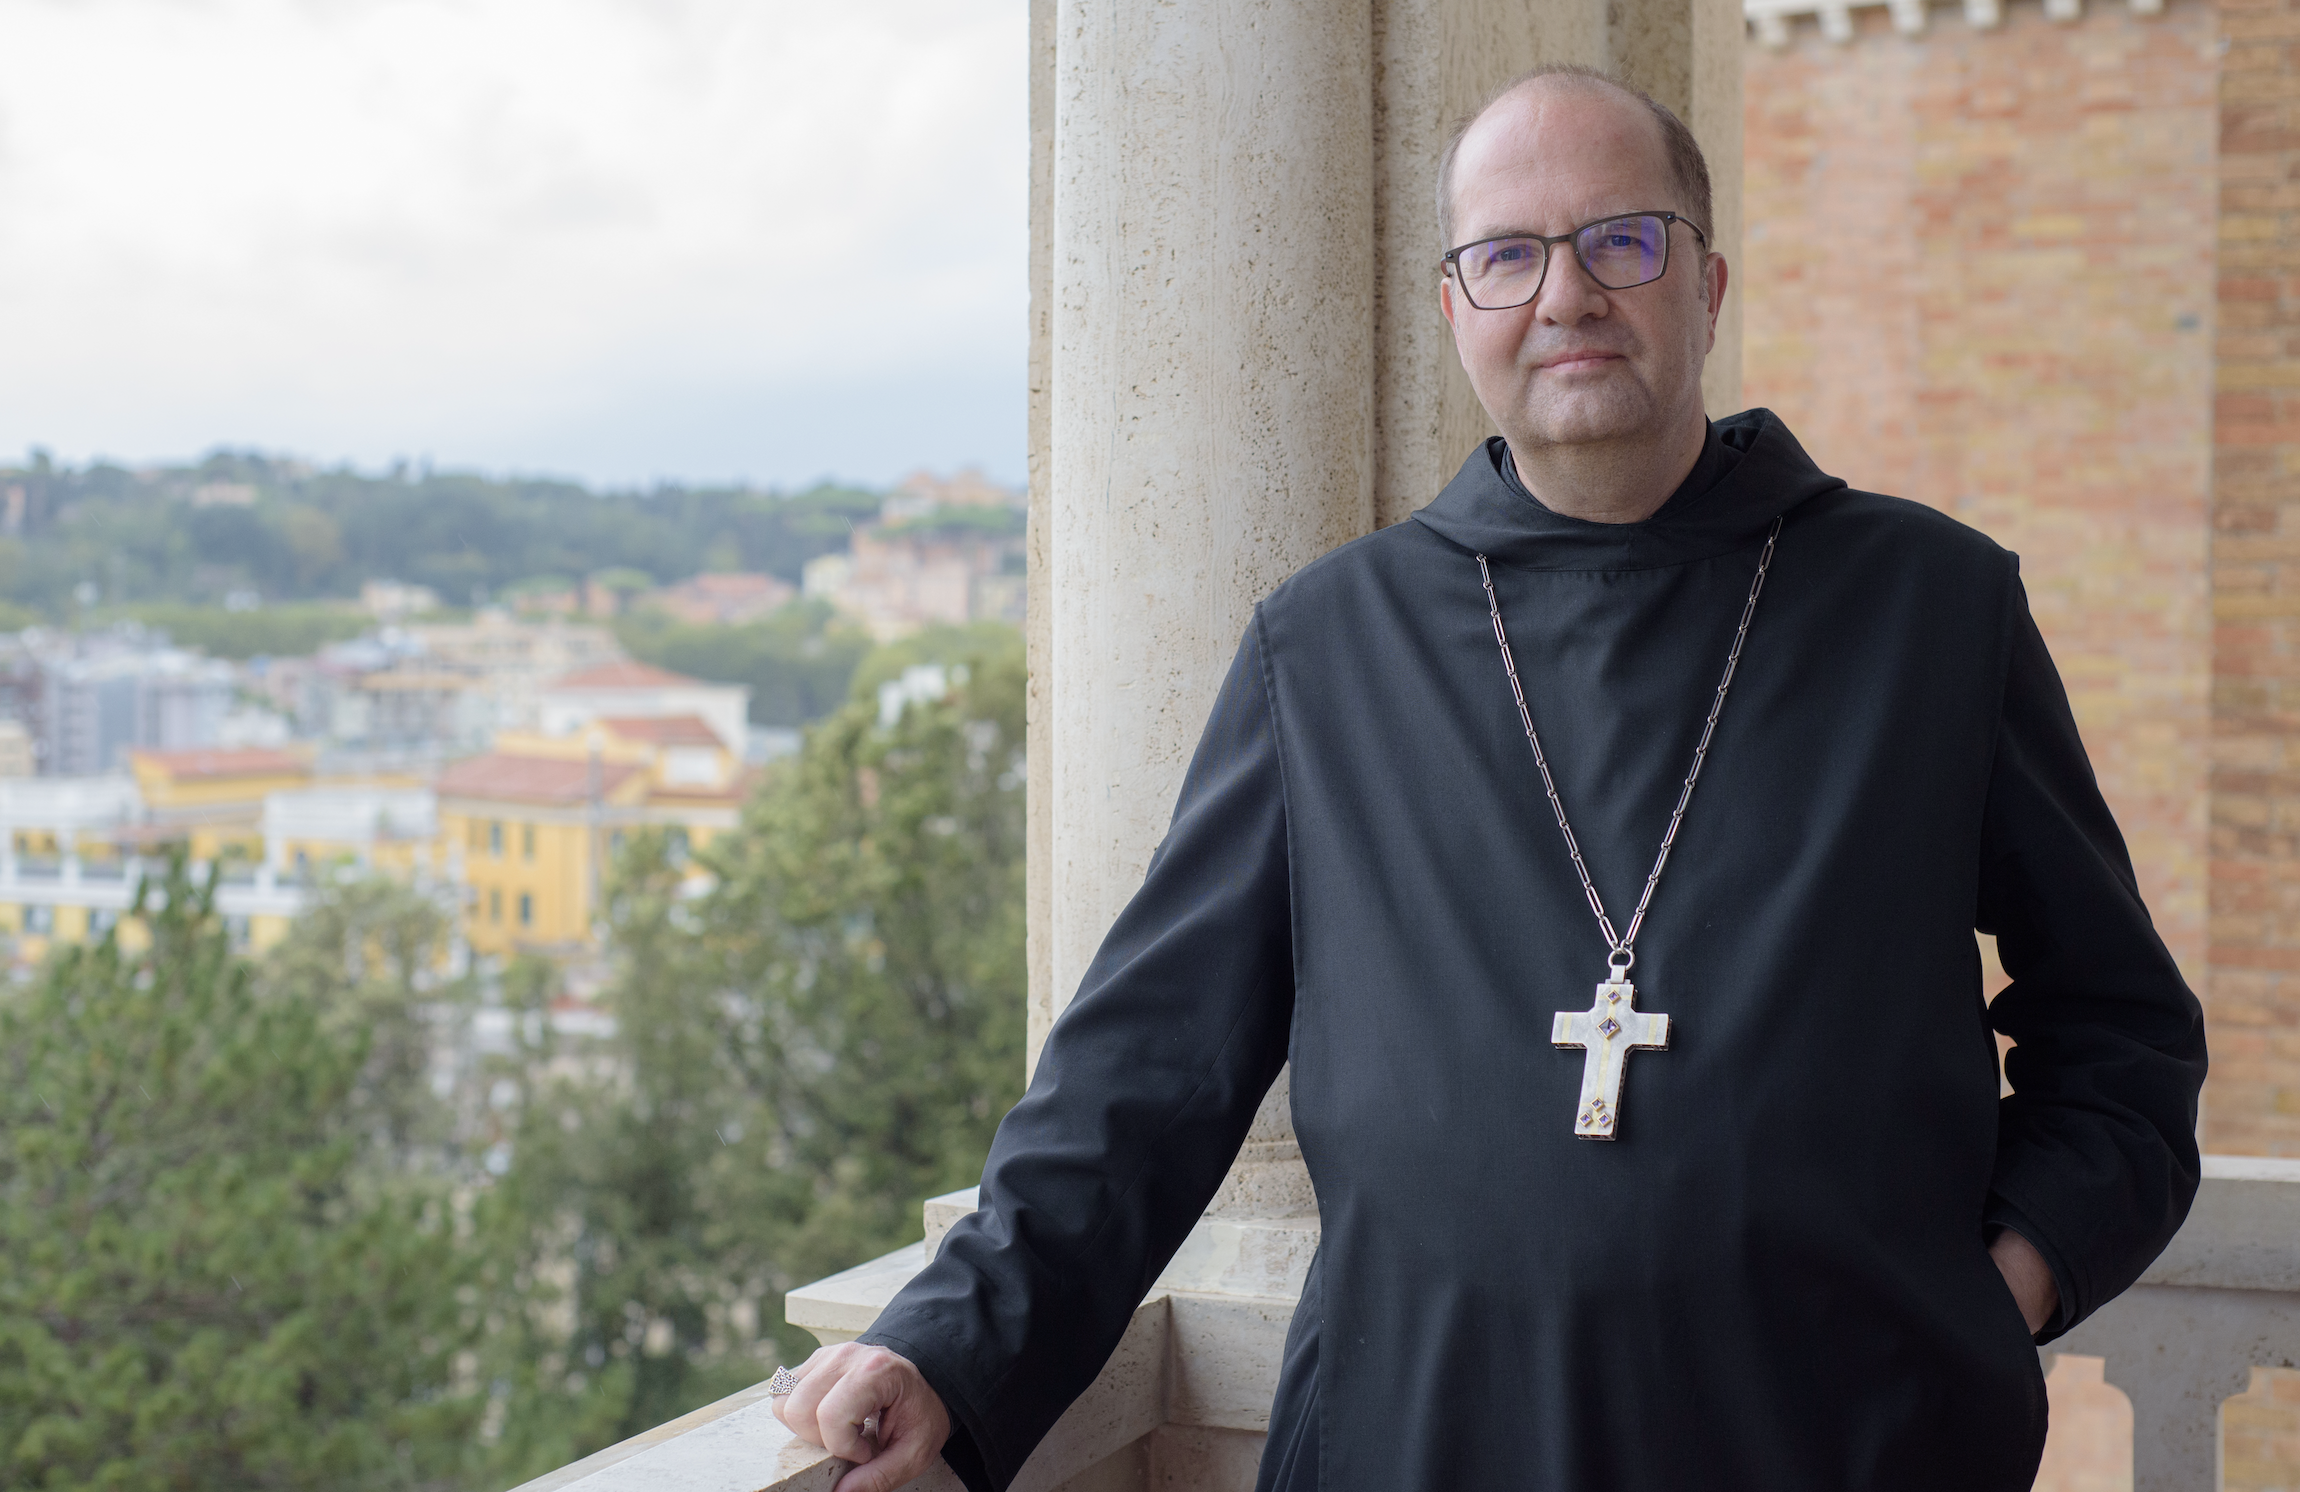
1489, 244, 1536, 265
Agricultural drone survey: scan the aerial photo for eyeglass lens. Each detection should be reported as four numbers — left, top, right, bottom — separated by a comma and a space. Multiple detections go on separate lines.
1454, 214, 1671, 310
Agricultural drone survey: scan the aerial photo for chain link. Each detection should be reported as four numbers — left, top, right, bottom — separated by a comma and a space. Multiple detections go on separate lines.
1477, 515, 1784, 968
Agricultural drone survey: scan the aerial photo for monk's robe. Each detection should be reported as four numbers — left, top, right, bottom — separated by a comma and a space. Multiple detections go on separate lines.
861, 409, 2208, 1492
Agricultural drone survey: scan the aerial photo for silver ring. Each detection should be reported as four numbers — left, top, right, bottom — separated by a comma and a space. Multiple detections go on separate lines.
860, 1414, 879, 1438
767, 1366, 799, 1397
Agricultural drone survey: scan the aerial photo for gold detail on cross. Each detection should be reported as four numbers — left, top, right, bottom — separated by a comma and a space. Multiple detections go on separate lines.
1552, 976, 1670, 1140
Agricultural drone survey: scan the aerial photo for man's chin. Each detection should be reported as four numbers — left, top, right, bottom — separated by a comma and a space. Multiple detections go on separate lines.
1516, 394, 1659, 451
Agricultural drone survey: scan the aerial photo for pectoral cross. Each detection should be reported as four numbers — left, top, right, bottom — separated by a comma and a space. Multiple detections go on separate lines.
1552, 973, 1670, 1140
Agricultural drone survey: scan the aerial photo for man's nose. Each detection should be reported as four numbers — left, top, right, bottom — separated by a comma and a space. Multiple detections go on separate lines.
1533, 248, 1610, 326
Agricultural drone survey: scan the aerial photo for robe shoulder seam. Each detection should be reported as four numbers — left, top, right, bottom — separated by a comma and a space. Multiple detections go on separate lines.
1976, 552, 2030, 876
1252, 603, 1305, 1046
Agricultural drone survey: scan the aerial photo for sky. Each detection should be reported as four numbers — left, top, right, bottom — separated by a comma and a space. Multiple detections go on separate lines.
0, 0, 1028, 490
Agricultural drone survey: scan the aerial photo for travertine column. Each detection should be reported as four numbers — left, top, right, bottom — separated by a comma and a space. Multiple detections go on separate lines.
1036, 0, 1379, 1058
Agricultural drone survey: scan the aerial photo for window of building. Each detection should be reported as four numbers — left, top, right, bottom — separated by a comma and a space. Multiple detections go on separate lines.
224, 915, 250, 951
517, 893, 533, 927
88, 909, 115, 937
488, 822, 504, 856
667, 826, 692, 865
488, 888, 502, 923
24, 904, 52, 934
522, 825, 536, 860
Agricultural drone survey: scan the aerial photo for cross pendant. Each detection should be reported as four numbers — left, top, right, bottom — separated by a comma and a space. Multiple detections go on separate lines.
1551, 975, 1670, 1140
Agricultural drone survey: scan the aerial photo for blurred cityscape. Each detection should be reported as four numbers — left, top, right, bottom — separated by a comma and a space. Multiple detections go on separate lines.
0, 461, 1026, 976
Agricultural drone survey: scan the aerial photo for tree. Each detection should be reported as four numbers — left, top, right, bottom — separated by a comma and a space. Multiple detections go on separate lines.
0, 861, 484, 1490
254, 874, 477, 1163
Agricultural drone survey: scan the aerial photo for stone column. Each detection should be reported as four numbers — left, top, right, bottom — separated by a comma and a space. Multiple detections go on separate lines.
1036, 0, 1379, 1053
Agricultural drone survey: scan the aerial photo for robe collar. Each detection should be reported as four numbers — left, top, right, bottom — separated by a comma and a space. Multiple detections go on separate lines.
1410, 407, 1847, 572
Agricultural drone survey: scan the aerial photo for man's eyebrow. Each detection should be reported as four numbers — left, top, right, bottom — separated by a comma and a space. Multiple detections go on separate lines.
1458, 210, 1659, 242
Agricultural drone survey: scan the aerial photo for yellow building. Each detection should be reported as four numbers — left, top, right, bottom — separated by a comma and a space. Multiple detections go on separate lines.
436, 714, 752, 958
261, 785, 440, 883
128, 746, 313, 863
0, 769, 321, 965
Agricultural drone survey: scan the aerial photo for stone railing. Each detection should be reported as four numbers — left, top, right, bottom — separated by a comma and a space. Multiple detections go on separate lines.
1743, 0, 2162, 46
2048, 1156, 2300, 1490
508, 1157, 2300, 1492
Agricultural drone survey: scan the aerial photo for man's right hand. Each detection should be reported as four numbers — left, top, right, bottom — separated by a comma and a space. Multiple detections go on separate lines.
771, 1341, 952, 1492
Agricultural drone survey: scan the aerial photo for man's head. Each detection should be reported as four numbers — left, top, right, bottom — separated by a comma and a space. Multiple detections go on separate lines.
1436, 67, 1725, 470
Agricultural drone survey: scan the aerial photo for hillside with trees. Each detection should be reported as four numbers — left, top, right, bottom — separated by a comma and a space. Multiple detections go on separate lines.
0, 449, 885, 617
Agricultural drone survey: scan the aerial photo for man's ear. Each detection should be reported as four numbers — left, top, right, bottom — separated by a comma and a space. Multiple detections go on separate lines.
1706, 253, 1729, 332
1439, 275, 1458, 332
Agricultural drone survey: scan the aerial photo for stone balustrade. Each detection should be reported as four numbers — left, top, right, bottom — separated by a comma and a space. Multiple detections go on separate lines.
503, 1156, 2300, 1492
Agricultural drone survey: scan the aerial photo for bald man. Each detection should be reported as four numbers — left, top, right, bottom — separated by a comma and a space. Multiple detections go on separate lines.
776, 65, 2205, 1492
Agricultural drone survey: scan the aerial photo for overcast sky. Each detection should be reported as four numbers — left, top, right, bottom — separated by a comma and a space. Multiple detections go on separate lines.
0, 0, 1027, 490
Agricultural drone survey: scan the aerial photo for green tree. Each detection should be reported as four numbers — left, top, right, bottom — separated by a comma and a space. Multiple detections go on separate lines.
0, 450, 893, 614
254, 874, 476, 1161
0, 861, 485, 1490
106, 602, 369, 660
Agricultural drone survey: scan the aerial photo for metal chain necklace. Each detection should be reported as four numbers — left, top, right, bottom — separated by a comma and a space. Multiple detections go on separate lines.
1474, 514, 1783, 1140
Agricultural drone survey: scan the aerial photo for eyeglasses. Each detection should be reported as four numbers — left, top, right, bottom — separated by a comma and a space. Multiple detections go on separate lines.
1440, 211, 1707, 311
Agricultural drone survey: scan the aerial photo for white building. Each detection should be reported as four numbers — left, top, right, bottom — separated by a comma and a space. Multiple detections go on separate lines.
538, 661, 750, 753
39, 646, 238, 776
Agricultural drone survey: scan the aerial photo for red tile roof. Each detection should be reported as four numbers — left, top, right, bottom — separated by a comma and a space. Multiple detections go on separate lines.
435, 752, 642, 805
550, 660, 702, 691
670, 573, 788, 599
598, 714, 725, 747
132, 747, 310, 781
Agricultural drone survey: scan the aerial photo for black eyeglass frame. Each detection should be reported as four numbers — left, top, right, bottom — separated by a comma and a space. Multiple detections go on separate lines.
1439, 210, 1709, 310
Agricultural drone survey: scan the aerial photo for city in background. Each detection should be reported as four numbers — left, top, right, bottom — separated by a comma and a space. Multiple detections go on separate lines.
0, 459, 1025, 964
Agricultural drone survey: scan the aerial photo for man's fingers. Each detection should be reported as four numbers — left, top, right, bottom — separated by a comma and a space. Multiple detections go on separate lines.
771, 1341, 947, 1490
831, 1428, 935, 1492
777, 1351, 841, 1434
814, 1371, 889, 1463
772, 1348, 838, 1442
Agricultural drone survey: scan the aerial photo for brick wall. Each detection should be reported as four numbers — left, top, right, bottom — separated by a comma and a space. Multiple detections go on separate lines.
2212, 0, 2300, 1157
1743, 0, 2231, 1127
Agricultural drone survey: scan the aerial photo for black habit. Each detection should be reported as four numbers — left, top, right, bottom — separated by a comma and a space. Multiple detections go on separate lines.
859, 409, 2209, 1492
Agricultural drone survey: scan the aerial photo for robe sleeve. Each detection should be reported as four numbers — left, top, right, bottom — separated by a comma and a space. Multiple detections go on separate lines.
856, 615, 1296, 1492
1977, 575, 2208, 1344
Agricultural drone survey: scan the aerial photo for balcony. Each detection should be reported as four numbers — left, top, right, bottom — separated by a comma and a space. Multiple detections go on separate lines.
508, 1157, 2300, 1492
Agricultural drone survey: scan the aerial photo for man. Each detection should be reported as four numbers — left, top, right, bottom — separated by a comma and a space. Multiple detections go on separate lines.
777, 65, 2207, 1492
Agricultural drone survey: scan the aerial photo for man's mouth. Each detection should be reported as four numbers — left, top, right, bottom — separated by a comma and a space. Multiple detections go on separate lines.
1540, 351, 1622, 373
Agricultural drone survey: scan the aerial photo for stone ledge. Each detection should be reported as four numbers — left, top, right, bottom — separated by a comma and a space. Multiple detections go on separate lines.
2141, 1155, 2300, 1292
518, 1159, 2300, 1492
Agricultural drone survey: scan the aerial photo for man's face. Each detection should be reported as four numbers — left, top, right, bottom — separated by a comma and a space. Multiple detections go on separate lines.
1439, 83, 1725, 457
